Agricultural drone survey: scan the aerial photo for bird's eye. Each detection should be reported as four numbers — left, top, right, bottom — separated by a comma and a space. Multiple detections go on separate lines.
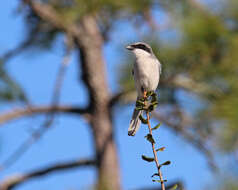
138, 44, 151, 53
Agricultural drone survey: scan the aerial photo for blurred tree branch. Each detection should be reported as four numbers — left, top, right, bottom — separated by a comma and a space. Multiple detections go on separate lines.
0, 158, 96, 190
0, 41, 72, 170
162, 75, 221, 97
0, 105, 90, 125
23, 0, 74, 33
113, 73, 219, 107
22, 0, 85, 45
0, 24, 40, 64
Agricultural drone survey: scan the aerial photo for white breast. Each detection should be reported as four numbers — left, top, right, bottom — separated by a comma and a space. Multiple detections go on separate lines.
133, 49, 160, 97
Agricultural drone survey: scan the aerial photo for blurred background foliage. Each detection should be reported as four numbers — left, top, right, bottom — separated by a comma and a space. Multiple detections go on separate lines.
1, 0, 238, 189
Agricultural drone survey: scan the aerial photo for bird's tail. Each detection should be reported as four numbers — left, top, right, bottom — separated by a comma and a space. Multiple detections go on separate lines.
128, 108, 143, 136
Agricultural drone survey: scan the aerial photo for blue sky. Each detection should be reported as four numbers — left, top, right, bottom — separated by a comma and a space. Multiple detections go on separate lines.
0, 1, 214, 190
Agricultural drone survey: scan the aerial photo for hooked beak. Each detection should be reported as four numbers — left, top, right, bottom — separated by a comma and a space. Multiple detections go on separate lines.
126, 45, 134, 50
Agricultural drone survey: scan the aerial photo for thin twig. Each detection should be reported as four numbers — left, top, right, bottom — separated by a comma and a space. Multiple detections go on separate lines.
0, 36, 72, 170
0, 105, 90, 125
146, 110, 165, 190
0, 24, 41, 64
0, 158, 96, 190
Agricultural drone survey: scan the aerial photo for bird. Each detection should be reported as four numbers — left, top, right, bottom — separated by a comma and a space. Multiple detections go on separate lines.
126, 42, 161, 136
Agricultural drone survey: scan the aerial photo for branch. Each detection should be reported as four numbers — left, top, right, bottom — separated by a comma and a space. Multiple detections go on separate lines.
110, 74, 216, 107
0, 23, 41, 64
146, 111, 165, 190
0, 159, 96, 190
22, 0, 85, 45
109, 90, 136, 107
166, 74, 218, 96
23, 0, 70, 31
0, 105, 90, 125
141, 92, 165, 190
1, 46, 82, 170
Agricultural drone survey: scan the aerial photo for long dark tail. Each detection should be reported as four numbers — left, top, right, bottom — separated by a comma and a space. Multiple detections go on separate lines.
128, 108, 143, 136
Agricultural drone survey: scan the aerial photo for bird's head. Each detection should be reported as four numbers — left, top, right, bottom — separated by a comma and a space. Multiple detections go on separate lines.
126, 42, 153, 57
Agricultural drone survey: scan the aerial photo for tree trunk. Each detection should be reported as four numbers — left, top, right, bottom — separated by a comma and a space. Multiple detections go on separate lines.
17, 1, 120, 189
77, 16, 121, 190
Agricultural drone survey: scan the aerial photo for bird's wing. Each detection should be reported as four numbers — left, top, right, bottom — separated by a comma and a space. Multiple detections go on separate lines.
159, 62, 162, 75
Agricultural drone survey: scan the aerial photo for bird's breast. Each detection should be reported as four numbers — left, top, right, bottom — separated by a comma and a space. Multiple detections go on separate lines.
134, 56, 160, 92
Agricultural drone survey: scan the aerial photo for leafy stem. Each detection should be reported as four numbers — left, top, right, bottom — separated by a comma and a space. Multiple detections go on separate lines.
137, 91, 172, 190
145, 110, 166, 190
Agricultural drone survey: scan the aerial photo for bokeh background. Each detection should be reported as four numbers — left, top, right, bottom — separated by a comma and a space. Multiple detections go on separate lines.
1, 0, 238, 189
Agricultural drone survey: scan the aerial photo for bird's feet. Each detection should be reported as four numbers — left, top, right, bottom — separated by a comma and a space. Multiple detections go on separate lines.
136, 91, 158, 112
143, 90, 147, 99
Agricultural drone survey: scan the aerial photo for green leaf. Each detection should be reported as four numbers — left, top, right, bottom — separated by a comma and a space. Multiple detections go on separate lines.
148, 103, 158, 111
151, 101, 158, 106
144, 134, 155, 144
136, 99, 145, 107
138, 97, 146, 102
151, 173, 159, 178
151, 92, 157, 100
152, 123, 161, 130
141, 155, 154, 162
169, 184, 178, 190
152, 179, 161, 183
161, 161, 171, 166
152, 179, 167, 183
146, 91, 154, 97
139, 115, 148, 124
148, 104, 155, 112
135, 106, 143, 111
156, 147, 165, 152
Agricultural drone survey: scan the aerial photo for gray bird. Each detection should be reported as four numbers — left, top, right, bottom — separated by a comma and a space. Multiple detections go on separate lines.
126, 42, 161, 136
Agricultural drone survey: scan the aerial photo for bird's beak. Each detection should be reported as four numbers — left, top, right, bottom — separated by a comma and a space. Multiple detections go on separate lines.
126, 45, 134, 50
